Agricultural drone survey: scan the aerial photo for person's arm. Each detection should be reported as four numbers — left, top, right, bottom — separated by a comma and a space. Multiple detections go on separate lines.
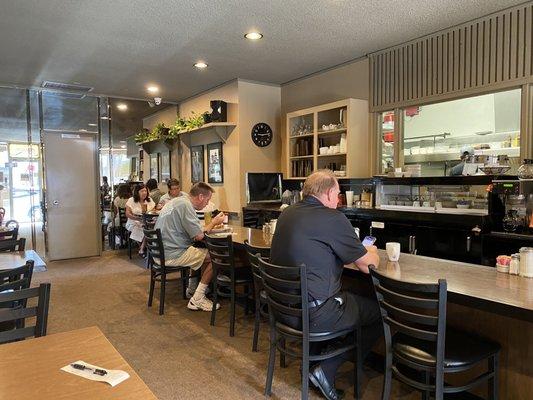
352, 245, 380, 274
125, 205, 140, 220
192, 212, 225, 241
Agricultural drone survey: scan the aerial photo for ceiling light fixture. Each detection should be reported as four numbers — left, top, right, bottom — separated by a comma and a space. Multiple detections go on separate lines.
117, 103, 128, 111
147, 85, 159, 94
194, 61, 208, 69
244, 31, 263, 40
88, 123, 97, 127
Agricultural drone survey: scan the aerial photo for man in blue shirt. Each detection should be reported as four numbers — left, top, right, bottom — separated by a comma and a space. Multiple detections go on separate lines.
155, 182, 224, 311
271, 170, 382, 400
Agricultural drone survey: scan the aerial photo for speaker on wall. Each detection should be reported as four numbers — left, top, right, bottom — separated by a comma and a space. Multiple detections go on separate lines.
210, 100, 227, 122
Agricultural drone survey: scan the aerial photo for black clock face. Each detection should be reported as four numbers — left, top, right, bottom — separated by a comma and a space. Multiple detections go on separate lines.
251, 123, 273, 147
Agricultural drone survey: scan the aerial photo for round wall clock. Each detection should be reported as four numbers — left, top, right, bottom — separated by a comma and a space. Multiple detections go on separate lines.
251, 123, 273, 147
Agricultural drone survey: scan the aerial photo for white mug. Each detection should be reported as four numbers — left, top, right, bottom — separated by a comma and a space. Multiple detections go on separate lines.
386, 242, 401, 262
346, 191, 354, 207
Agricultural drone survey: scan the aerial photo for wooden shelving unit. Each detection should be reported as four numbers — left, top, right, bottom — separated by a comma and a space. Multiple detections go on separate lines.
286, 99, 370, 178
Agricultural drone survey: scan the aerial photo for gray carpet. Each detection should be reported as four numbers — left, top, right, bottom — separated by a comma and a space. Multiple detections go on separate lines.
33, 251, 419, 399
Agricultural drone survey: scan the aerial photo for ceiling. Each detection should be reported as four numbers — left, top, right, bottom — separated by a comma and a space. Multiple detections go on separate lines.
0, 0, 524, 102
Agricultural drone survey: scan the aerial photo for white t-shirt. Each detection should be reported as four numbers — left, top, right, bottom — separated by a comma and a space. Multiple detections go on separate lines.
125, 197, 155, 216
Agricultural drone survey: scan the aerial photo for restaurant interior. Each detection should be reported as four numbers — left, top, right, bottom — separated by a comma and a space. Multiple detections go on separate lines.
0, 1, 532, 399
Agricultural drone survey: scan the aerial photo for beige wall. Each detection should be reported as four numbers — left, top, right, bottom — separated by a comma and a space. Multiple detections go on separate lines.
142, 105, 178, 130
179, 81, 240, 212
280, 58, 370, 175
238, 81, 281, 205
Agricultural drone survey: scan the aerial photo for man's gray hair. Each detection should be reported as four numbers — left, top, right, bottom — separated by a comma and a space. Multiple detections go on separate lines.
302, 170, 338, 197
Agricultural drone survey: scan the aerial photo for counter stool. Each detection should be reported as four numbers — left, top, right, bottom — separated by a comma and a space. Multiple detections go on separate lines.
259, 257, 363, 400
206, 234, 253, 337
144, 228, 190, 315
243, 240, 271, 352
370, 268, 500, 400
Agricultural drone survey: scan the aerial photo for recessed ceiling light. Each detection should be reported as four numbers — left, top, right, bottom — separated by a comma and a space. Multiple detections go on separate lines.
194, 61, 208, 69
117, 103, 128, 111
147, 85, 159, 94
244, 31, 263, 40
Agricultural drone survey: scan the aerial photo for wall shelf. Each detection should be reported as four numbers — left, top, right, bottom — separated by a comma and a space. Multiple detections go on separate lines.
178, 122, 236, 143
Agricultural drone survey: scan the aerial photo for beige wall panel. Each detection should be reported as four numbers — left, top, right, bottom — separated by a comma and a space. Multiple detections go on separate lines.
178, 81, 239, 212
237, 81, 281, 206
142, 106, 177, 131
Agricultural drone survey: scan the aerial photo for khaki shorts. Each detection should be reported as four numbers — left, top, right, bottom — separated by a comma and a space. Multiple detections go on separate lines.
166, 246, 207, 270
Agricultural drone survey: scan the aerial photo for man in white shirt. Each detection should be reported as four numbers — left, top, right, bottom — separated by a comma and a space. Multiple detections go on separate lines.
158, 178, 187, 207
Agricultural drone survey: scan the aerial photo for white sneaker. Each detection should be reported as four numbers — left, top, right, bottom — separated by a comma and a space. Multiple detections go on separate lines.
186, 286, 210, 299
187, 296, 220, 311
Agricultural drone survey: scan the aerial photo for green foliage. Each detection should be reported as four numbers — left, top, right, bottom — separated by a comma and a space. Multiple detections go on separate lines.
135, 111, 210, 143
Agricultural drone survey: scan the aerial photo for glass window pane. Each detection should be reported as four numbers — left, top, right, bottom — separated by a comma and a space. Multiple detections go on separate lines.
42, 92, 98, 132
379, 111, 394, 173
403, 89, 521, 176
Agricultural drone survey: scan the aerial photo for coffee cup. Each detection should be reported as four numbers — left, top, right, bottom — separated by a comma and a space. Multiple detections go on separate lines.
386, 242, 401, 261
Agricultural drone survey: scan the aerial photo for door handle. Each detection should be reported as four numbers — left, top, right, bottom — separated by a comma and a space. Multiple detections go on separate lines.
466, 236, 471, 252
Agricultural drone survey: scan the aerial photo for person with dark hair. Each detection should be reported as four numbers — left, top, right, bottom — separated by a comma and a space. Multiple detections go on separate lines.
125, 183, 155, 256
112, 183, 132, 227
100, 176, 111, 208
155, 182, 225, 311
146, 178, 163, 205
159, 178, 187, 207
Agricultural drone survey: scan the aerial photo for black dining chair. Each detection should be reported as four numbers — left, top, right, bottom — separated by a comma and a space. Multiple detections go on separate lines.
243, 240, 270, 352
370, 268, 500, 400
144, 228, 190, 315
206, 234, 253, 337
258, 257, 363, 400
0, 261, 35, 331
0, 238, 26, 252
0, 283, 51, 344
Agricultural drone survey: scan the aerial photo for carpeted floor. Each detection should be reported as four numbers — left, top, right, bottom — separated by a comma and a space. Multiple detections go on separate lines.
32, 251, 419, 400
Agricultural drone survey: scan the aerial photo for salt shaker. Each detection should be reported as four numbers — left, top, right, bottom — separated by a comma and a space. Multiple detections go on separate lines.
509, 254, 520, 275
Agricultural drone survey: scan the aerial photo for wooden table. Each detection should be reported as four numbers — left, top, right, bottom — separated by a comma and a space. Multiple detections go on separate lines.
0, 326, 157, 400
220, 224, 273, 248
0, 250, 47, 272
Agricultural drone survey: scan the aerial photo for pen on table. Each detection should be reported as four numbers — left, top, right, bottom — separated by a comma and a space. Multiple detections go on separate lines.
70, 363, 108, 376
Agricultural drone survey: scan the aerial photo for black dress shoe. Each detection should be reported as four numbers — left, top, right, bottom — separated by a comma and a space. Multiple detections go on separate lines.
309, 365, 343, 400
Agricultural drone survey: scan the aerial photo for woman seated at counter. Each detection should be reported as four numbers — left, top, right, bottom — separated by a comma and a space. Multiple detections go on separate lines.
125, 183, 155, 257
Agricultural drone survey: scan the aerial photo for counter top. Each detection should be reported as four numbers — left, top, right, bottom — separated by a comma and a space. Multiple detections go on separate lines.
224, 225, 532, 320
360, 250, 533, 321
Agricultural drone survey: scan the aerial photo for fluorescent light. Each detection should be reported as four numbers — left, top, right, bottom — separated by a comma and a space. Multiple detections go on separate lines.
147, 85, 159, 94
88, 123, 97, 127
194, 61, 208, 69
244, 31, 263, 40
117, 103, 128, 111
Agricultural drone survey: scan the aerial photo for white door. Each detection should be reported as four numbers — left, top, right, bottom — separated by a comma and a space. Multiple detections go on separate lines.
43, 131, 100, 260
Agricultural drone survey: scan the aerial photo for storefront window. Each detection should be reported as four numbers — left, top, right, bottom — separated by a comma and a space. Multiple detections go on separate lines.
403, 88, 521, 176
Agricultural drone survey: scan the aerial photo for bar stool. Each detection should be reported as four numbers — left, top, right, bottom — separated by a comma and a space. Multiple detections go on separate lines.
370, 268, 500, 400
243, 240, 270, 352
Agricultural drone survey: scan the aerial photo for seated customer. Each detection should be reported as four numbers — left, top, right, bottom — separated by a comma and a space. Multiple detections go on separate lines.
270, 170, 381, 400
125, 183, 156, 256
158, 178, 187, 207
146, 178, 163, 205
113, 183, 132, 227
155, 182, 225, 312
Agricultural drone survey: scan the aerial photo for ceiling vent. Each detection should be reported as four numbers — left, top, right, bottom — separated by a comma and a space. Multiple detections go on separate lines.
41, 81, 93, 93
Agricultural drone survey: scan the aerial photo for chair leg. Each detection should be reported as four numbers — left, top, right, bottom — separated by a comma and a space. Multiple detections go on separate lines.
159, 272, 166, 315
147, 270, 155, 307
382, 349, 393, 400
279, 338, 287, 368
265, 330, 277, 396
422, 370, 430, 400
181, 269, 188, 300
302, 337, 309, 400
210, 273, 218, 326
128, 238, 132, 259
252, 297, 261, 352
488, 353, 499, 400
355, 327, 362, 400
230, 282, 236, 337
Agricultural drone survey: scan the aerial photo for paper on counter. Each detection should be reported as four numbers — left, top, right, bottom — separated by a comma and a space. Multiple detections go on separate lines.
61, 360, 130, 387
